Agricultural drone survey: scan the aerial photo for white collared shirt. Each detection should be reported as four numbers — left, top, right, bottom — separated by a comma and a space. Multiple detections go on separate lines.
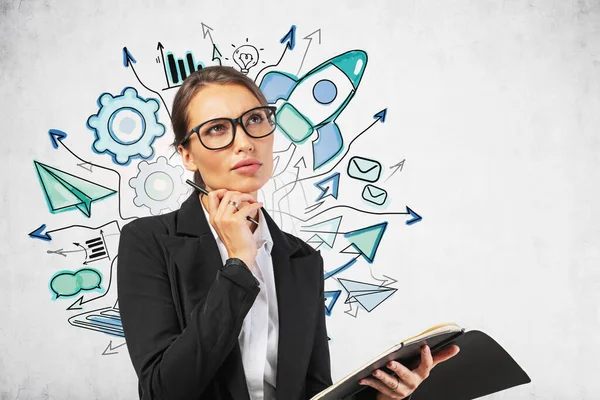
200, 201, 278, 400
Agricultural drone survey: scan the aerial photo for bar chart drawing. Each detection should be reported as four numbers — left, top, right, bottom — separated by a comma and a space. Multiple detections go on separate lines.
157, 43, 205, 89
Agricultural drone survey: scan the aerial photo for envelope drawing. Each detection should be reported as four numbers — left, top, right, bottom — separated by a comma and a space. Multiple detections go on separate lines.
362, 184, 387, 206
347, 156, 382, 182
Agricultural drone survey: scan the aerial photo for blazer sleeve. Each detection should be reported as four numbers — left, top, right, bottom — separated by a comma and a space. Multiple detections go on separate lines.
304, 251, 334, 398
117, 219, 260, 400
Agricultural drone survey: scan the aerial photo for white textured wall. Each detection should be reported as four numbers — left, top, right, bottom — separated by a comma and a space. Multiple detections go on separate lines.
1, 0, 599, 398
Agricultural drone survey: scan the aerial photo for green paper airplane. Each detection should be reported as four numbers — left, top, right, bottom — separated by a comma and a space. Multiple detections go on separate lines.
342, 221, 388, 263
34, 161, 116, 217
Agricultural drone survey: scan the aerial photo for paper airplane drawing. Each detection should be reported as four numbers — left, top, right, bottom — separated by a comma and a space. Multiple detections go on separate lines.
302, 215, 343, 249
338, 278, 397, 312
341, 221, 388, 263
34, 160, 116, 217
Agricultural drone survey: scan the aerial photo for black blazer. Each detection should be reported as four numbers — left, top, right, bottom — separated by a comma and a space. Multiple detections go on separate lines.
117, 191, 381, 400
117, 190, 334, 400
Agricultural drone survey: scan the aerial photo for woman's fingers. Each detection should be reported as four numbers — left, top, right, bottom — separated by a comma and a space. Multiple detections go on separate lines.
431, 345, 460, 367
235, 201, 264, 221
412, 345, 434, 380
360, 344, 462, 399
359, 376, 406, 399
213, 191, 255, 222
206, 189, 228, 216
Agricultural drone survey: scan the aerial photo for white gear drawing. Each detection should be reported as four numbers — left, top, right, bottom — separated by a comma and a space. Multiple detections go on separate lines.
87, 87, 165, 165
129, 156, 186, 215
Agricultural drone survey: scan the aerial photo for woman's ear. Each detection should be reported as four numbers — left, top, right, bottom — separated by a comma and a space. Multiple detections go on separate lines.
178, 144, 199, 173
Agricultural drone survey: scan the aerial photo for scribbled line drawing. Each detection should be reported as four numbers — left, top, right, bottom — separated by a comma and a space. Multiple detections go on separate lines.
129, 156, 186, 215
87, 86, 165, 166
302, 215, 393, 316
49, 268, 103, 300
253, 25, 295, 84
157, 42, 205, 89
297, 29, 322, 76
303, 215, 343, 250
405, 207, 422, 225
123, 46, 172, 120
385, 159, 405, 182
225, 38, 266, 75
305, 220, 388, 264
320, 220, 394, 316
46, 233, 110, 265
103, 339, 127, 356
200, 23, 223, 66
324, 290, 341, 316
314, 172, 340, 202
33, 160, 116, 218
35, 26, 414, 324
259, 49, 368, 170
304, 219, 388, 275
280, 25, 296, 50
31, 220, 120, 310
69, 298, 124, 338
270, 108, 387, 204
338, 278, 398, 317
324, 256, 359, 280
48, 233, 111, 264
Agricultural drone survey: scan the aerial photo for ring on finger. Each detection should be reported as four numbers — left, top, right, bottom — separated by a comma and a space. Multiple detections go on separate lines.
227, 200, 239, 211
391, 378, 400, 391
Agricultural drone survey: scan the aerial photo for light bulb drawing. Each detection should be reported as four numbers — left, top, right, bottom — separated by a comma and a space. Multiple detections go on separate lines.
233, 45, 259, 74
226, 38, 265, 75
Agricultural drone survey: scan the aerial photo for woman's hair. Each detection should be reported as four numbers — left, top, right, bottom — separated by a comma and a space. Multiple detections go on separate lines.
171, 66, 269, 189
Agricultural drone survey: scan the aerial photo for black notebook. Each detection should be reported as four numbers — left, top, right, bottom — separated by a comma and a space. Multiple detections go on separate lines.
311, 323, 530, 400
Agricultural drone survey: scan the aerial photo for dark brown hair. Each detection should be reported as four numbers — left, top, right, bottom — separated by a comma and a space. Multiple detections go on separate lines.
171, 66, 269, 189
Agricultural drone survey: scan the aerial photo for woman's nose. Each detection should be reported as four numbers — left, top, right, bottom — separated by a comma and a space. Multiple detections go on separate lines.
233, 122, 254, 152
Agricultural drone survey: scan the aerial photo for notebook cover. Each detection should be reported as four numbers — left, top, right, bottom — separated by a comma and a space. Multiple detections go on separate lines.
410, 330, 531, 400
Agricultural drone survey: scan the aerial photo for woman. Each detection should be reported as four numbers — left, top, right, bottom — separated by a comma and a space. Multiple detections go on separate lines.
117, 66, 459, 400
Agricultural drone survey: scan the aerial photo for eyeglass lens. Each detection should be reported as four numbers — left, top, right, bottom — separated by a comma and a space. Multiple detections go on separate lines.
198, 107, 276, 149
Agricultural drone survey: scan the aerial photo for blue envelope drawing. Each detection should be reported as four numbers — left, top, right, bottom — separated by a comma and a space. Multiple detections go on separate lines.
347, 156, 382, 182
362, 184, 387, 206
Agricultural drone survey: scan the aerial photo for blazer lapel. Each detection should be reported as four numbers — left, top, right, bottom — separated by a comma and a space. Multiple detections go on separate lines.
160, 192, 250, 400
262, 210, 323, 400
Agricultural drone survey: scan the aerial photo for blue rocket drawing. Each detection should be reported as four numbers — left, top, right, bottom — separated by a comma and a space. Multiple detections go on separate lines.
259, 50, 367, 170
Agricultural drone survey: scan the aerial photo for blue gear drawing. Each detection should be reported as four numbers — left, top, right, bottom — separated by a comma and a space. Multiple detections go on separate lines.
129, 156, 186, 215
87, 87, 165, 165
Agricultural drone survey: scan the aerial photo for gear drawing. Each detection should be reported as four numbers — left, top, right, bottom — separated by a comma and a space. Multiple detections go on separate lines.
129, 156, 186, 215
87, 87, 165, 165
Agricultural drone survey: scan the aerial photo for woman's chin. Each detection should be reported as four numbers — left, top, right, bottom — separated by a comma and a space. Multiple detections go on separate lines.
225, 175, 268, 194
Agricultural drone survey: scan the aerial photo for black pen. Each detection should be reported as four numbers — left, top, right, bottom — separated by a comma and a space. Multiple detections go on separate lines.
185, 179, 259, 225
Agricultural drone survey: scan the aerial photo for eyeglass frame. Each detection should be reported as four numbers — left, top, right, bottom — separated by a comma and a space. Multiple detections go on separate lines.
180, 105, 278, 150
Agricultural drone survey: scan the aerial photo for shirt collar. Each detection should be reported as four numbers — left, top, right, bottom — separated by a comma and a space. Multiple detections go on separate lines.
200, 198, 273, 254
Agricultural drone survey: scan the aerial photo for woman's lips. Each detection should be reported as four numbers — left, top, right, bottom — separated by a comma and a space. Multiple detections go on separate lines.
233, 163, 261, 174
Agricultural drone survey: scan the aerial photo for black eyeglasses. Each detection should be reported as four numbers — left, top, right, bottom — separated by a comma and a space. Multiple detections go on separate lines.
181, 106, 277, 150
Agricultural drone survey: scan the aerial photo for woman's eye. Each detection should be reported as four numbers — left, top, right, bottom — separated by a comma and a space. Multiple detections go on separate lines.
247, 114, 264, 124
204, 124, 226, 135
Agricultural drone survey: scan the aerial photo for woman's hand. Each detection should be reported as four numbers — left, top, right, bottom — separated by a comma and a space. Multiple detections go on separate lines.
358, 344, 460, 399
203, 189, 263, 270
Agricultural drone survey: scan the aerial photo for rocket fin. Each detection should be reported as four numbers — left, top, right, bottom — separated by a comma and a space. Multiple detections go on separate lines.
259, 71, 298, 103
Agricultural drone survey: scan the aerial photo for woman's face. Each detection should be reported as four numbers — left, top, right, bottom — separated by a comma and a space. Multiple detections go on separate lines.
178, 83, 274, 197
